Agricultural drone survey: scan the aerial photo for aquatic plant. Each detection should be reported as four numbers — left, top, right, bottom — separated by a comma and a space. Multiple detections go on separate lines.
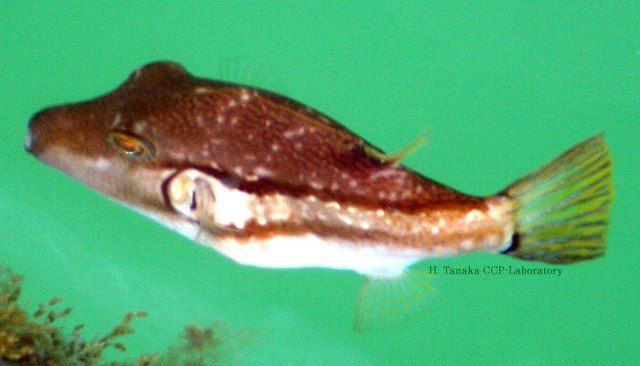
152, 322, 252, 366
0, 266, 150, 365
0, 266, 250, 365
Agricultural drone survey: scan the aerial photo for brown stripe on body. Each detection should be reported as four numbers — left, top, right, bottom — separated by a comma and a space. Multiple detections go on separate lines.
205, 191, 514, 255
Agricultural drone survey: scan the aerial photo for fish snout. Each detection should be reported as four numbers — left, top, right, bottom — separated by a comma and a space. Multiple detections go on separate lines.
25, 106, 75, 157
25, 108, 52, 156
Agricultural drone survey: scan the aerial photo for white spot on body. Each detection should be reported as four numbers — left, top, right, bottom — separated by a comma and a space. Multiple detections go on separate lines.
338, 214, 354, 225
240, 88, 251, 102
253, 166, 273, 177
133, 120, 148, 134
465, 209, 484, 224
283, 127, 306, 139
369, 168, 402, 181
111, 114, 122, 127
93, 158, 112, 171
325, 201, 340, 209
271, 143, 280, 152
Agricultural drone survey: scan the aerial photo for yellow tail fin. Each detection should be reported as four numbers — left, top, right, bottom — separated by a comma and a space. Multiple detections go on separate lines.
501, 134, 613, 264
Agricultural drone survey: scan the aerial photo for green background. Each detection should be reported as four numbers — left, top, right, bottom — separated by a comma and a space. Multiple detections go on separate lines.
1, 2, 638, 364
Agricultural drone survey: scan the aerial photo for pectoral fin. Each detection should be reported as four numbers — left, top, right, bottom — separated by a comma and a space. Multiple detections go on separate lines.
166, 168, 217, 226
354, 270, 434, 332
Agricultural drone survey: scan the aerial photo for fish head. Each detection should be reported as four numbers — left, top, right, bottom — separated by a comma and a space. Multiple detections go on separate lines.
25, 62, 230, 231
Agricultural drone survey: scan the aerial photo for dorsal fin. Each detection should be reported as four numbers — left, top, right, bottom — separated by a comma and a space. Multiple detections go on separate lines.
365, 129, 429, 166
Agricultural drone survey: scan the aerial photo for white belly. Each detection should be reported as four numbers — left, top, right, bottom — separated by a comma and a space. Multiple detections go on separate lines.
211, 234, 426, 277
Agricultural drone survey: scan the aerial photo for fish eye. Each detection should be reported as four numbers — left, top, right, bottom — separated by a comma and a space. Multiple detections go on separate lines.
108, 131, 155, 160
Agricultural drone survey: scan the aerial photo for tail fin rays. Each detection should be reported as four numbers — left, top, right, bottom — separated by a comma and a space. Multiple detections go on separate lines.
502, 134, 613, 264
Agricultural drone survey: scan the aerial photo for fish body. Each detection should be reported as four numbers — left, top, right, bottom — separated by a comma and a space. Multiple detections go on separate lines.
26, 62, 613, 330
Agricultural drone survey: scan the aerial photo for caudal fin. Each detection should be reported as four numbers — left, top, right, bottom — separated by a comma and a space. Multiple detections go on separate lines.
501, 134, 613, 264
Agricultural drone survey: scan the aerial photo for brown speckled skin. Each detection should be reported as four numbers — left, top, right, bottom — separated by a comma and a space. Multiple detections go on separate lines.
27, 62, 511, 253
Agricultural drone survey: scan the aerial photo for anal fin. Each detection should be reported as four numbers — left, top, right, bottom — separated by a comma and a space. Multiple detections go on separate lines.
354, 270, 433, 332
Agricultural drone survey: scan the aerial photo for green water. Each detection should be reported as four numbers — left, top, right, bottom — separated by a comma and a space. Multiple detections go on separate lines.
1, 2, 638, 365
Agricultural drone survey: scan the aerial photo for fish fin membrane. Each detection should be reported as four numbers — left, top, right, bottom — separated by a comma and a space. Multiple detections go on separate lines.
365, 129, 428, 165
502, 134, 613, 264
354, 270, 433, 332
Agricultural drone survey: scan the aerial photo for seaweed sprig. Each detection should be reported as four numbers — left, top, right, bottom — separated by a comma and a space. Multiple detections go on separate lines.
0, 266, 251, 366
0, 267, 150, 366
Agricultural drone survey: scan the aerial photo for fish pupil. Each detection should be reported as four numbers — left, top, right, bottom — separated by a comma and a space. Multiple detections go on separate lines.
123, 141, 142, 154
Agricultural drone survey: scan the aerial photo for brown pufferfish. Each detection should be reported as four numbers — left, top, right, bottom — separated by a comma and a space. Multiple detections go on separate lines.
25, 62, 613, 330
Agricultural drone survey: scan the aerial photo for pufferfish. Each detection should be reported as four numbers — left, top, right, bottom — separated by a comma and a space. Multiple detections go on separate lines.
25, 62, 613, 331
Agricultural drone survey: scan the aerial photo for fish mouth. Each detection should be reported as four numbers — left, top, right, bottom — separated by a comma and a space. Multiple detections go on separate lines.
25, 108, 54, 157
24, 129, 34, 153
